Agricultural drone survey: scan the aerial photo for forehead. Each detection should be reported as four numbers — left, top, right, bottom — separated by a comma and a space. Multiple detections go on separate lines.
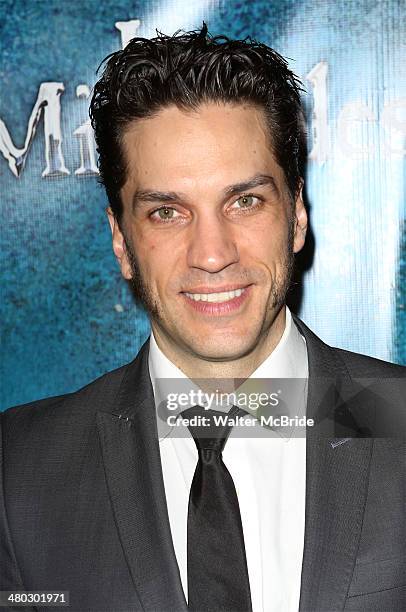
120, 102, 285, 195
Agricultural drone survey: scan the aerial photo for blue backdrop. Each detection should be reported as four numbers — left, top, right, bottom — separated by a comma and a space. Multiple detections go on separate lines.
1, 0, 405, 410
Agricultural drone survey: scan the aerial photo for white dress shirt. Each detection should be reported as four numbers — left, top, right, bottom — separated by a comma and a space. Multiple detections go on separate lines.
148, 306, 308, 612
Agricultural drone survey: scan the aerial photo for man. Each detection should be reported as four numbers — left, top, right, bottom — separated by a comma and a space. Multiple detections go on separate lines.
1, 24, 405, 612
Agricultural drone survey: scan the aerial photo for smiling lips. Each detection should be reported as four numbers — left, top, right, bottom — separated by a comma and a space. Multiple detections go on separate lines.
184, 287, 245, 303
181, 285, 251, 314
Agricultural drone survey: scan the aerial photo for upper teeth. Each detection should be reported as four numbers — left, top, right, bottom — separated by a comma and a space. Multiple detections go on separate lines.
184, 288, 245, 303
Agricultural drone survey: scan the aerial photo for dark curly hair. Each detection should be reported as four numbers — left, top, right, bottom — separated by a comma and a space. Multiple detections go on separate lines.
89, 23, 306, 225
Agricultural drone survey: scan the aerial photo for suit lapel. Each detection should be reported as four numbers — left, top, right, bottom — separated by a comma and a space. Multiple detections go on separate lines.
293, 316, 374, 611
96, 341, 187, 612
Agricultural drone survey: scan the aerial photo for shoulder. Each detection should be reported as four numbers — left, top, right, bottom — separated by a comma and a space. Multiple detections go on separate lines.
293, 313, 405, 377
332, 346, 405, 377
0, 361, 136, 479
331, 348, 405, 422
1, 339, 151, 453
0, 340, 152, 489
1, 361, 130, 436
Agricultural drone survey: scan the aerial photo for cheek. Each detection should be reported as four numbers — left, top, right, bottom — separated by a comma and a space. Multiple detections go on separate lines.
137, 243, 174, 290
242, 222, 287, 263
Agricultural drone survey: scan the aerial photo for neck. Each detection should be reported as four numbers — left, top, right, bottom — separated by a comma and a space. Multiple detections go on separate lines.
151, 306, 287, 381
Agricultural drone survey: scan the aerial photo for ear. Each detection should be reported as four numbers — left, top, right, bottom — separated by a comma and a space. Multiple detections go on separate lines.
106, 207, 133, 280
292, 182, 308, 254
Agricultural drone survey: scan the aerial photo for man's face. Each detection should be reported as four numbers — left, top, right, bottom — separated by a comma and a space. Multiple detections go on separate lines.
109, 102, 307, 362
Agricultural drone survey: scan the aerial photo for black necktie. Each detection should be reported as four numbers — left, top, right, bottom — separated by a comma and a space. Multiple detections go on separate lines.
185, 405, 252, 612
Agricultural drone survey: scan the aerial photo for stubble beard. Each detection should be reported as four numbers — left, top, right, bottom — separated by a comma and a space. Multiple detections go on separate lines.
123, 234, 162, 320
123, 218, 295, 327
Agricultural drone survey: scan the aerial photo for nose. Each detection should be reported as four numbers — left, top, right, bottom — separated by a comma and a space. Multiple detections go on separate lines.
186, 211, 239, 273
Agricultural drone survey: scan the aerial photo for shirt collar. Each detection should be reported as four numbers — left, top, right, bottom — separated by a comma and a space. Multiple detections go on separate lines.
148, 306, 308, 440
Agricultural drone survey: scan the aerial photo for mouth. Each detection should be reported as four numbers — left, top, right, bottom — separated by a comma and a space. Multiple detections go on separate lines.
180, 285, 252, 314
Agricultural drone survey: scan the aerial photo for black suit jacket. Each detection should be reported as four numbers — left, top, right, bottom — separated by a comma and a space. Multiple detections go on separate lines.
1, 316, 405, 611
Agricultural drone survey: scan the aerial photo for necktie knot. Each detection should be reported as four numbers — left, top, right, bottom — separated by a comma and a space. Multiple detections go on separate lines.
182, 404, 241, 457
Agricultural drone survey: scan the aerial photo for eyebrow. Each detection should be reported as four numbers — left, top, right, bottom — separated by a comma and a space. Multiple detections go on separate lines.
224, 173, 279, 197
131, 173, 279, 212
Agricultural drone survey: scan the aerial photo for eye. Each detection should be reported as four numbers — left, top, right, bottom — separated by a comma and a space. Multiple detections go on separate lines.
150, 207, 179, 221
231, 195, 261, 210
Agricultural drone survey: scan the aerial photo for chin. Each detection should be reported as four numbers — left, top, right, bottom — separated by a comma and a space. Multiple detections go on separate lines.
185, 333, 258, 362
